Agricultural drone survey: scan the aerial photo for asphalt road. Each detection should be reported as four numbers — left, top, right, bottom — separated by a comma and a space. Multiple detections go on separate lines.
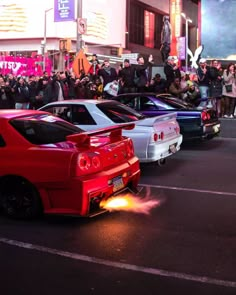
0, 137, 236, 295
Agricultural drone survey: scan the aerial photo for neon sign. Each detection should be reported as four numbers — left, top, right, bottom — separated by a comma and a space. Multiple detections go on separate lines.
170, 0, 182, 56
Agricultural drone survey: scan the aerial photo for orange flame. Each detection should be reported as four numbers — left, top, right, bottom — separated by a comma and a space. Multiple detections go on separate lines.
100, 191, 162, 215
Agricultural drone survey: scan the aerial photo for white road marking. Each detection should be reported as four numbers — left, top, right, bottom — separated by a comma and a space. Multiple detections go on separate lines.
0, 237, 236, 288
139, 184, 236, 197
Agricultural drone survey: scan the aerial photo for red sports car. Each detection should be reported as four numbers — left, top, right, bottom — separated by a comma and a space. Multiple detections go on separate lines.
0, 110, 140, 219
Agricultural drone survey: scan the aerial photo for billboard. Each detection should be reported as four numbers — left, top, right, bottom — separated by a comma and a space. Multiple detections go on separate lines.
82, 0, 126, 48
144, 10, 155, 48
0, 0, 126, 48
201, 0, 236, 59
54, 0, 75, 22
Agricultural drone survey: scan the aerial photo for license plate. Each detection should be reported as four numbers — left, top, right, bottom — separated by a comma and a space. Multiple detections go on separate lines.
169, 144, 177, 153
112, 176, 124, 192
213, 124, 220, 133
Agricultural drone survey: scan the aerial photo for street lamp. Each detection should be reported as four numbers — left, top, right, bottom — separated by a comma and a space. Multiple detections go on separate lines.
76, 0, 83, 52
43, 7, 53, 72
181, 12, 192, 71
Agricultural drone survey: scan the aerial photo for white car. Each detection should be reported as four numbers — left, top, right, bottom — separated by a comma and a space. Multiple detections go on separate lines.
40, 100, 183, 165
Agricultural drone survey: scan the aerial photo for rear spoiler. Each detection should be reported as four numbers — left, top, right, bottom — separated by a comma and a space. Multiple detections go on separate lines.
66, 123, 135, 147
135, 112, 177, 127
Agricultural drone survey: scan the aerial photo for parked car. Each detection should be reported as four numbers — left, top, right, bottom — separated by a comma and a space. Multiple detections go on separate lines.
39, 100, 183, 165
0, 110, 140, 219
113, 93, 221, 141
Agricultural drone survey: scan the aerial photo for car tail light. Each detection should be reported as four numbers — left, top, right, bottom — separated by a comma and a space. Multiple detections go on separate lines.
77, 152, 101, 174
159, 132, 164, 140
153, 132, 164, 142
153, 133, 158, 142
201, 111, 211, 121
127, 138, 134, 157
175, 125, 180, 134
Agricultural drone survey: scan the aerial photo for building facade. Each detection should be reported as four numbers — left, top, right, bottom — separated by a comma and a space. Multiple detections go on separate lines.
0, 0, 199, 75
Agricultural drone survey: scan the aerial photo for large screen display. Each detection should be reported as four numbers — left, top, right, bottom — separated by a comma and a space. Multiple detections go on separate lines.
201, 0, 236, 59
0, 0, 126, 48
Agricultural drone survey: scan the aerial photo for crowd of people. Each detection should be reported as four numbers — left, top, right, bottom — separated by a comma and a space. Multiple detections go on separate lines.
0, 53, 236, 118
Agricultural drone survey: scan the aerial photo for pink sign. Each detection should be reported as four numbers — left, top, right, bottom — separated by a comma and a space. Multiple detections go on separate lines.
0, 55, 52, 76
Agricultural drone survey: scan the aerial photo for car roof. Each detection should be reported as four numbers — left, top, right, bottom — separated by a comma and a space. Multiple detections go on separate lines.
116, 92, 157, 97
41, 99, 120, 106
115, 93, 188, 105
0, 109, 48, 120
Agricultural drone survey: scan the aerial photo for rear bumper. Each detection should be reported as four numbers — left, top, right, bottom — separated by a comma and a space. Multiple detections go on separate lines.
183, 122, 221, 141
203, 122, 221, 137
142, 134, 183, 163
41, 157, 140, 217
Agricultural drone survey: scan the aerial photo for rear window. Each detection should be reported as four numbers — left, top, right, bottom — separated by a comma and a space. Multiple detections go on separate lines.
10, 114, 83, 145
156, 95, 190, 109
41, 105, 97, 125
97, 101, 144, 123
163, 98, 189, 109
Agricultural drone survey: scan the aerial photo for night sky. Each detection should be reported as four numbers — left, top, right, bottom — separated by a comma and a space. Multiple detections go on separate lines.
202, 0, 236, 59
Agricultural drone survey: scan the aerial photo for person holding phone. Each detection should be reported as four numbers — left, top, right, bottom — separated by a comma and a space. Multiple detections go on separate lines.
196, 58, 211, 107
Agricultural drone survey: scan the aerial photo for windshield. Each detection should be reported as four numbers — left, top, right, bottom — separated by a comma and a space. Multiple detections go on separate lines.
10, 114, 83, 145
97, 101, 144, 123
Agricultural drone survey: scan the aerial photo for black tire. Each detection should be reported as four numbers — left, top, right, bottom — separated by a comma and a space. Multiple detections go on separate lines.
0, 177, 43, 220
157, 158, 166, 166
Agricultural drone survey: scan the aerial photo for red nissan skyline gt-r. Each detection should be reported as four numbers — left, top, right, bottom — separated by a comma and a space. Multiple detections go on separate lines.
0, 110, 140, 219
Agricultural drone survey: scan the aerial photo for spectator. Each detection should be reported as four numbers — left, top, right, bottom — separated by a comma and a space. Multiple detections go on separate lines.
35, 77, 53, 107
98, 59, 118, 98
98, 59, 117, 86
6, 73, 16, 90
42, 71, 49, 80
66, 72, 77, 99
50, 72, 66, 102
164, 56, 181, 89
134, 54, 153, 92
209, 59, 223, 116
222, 62, 236, 118
185, 81, 201, 106
28, 74, 39, 109
88, 53, 100, 79
196, 58, 211, 107
59, 71, 70, 100
118, 59, 136, 94
169, 77, 189, 99
86, 77, 103, 100
148, 73, 167, 94
74, 75, 90, 99
13, 77, 30, 109
0, 79, 14, 109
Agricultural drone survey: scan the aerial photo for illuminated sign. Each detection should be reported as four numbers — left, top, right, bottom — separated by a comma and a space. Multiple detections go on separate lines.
175, 0, 181, 37
144, 10, 154, 48
170, 0, 182, 56
0, 55, 52, 76
54, 0, 75, 22
177, 36, 185, 60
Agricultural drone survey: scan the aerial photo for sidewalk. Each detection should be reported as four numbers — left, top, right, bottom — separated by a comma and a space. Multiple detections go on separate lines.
219, 118, 236, 138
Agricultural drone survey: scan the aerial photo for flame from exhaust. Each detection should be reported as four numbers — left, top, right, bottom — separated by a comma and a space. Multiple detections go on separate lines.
100, 188, 162, 215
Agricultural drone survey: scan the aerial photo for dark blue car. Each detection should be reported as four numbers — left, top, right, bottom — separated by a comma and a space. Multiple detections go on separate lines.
113, 93, 221, 141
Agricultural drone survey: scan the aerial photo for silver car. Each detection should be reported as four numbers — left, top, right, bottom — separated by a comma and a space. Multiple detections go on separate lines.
40, 100, 183, 165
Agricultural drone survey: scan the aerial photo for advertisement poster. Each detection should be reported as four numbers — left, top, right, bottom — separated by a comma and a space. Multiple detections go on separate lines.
54, 0, 75, 22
